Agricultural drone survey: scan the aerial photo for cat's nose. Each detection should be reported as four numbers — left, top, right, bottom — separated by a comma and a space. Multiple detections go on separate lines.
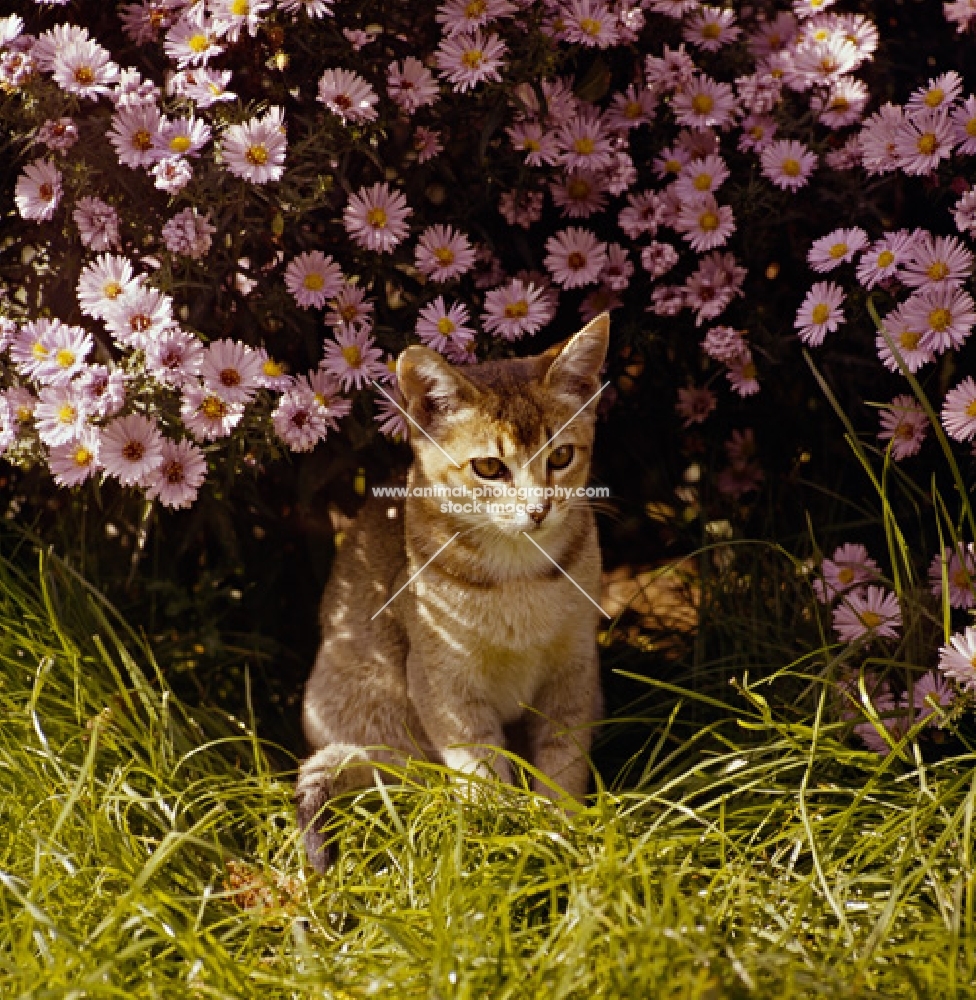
528, 501, 551, 526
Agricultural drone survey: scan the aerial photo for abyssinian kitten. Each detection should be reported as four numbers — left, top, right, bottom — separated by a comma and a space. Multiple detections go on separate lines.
296, 313, 609, 870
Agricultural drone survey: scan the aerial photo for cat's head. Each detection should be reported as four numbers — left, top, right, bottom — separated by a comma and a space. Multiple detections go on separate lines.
397, 313, 609, 541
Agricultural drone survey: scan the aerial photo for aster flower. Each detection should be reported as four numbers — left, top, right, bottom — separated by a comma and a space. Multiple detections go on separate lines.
34, 25, 92, 73
48, 433, 100, 488
561, 0, 619, 48
894, 108, 954, 176
320, 327, 386, 391
674, 155, 730, 201
164, 8, 223, 67
601, 243, 633, 292
415, 297, 475, 355
901, 233, 973, 290
222, 108, 287, 184
51, 38, 119, 99
833, 586, 901, 644
675, 386, 716, 427
953, 189, 976, 235
941, 376, 976, 442
903, 285, 976, 353
640, 242, 680, 278
169, 67, 235, 107
253, 350, 293, 391
618, 191, 663, 239
544, 228, 608, 289
317, 68, 378, 124
738, 114, 777, 152
506, 122, 559, 167
604, 85, 656, 133
104, 285, 174, 349
200, 339, 263, 404
10, 319, 62, 381
814, 77, 869, 128
675, 195, 735, 253
434, 30, 506, 92
910, 671, 953, 725
413, 126, 442, 163
343, 182, 412, 253
111, 69, 159, 110
386, 57, 439, 113
683, 6, 741, 51
272, 387, 330, 452
814, 542, 880, 604
72, 197, 119, 252
374, 392, 409, 439
155, 116, 211, 159
436, 0, 514, 36
161, 208, 215, 259
145, 438, 207, 508
684, 251, 746, 325
284, 251, 344, 309
703, 325, 748, 363
878, 395, 928, 460
326, 284, 374, 333
856, 231, 915, 289
415, 225, 476, 282
99, 413, 164, 487
807, 227, 869, 272
151, 156, 192, 194
938, 626, 976, 692
15, 159, 62, 222
551, 170, 608, 219
76, 255, 142, 321
482, 279, 554, 340
37, 118, 78, 152
950, 96, 976, 154
180, 383, 245, 441
108, 103, 164, 169
672, 76, 736, 131
789, 36, 861, 88
858, 103, 905, 175
301, 369, 352, 428
929, 544, 976, 609
34, 385, 89, 448
119, 1, 182, 45
556, 110, 614, 172
848, 682, 904, 755
726, 353, 760, 397
875, 302, 934, 374
761, 139, 817, 191
795, 281, 845, 346
211, 0, 271, 42
33, 323, 92, 387
907, 71, 963, 114
77, 364, 126, 418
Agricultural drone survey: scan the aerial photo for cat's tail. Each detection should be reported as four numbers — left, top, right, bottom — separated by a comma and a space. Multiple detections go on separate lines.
294, 743, 374, 872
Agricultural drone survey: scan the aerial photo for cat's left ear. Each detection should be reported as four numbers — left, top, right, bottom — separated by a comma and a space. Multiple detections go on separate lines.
543, 312, 610, 400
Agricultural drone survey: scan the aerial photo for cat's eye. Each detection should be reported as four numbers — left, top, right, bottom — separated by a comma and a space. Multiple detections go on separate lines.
548, 445, 575, 470
471, 456, 508, 480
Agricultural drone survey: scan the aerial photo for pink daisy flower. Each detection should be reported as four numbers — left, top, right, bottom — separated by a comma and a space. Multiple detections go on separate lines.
300, 369, 352, 429
938, 626, 976, 691
875, 302, 934, 373
894, 108, 954, 176
386, 57, 439, 113
675, 386, 716, 427
560, 0, 619, 48
162, 207, 215, 259
34, 385, 89, 448
858, 103, 905, 175
48, 433, 100, 488
941, 376, 976, 442
953, 189, 976, 235
482, 279, 554, 340
901, 233, 973, 290
856, 231, 915, 289
151, 156, 192, 194
674, 154, 730, 201
738, 114, 777, 152
51, 38, 119, 100
507, 121, 560, 167
807, 227, 869, 272
100, 413, 164, 487
211, 0, 271, 42
907, 71, 963, 114
761, 139, 817, 191
415, 225, 476, 282
164, 9, 224, 67
726, 352, 760, 397
671, 76, 736, 131
374, 392, 409, 440
76, 255, 141, 320
32, 323, 92, 387
284, 251, 344, 309
343, 182, 412, 253
317, 68, 378, 124
878, 394, 928, 460
434, 30, 506, 93
815, 77, 869, 129
950, 96, 976, 154
154, 115, 211, 159
903, 285, 976, 354
222, 108, 287, 184
272, 387, 330, 453
556, 110, 614, 172
618, 190, 664, 238
180, 384, 245, 441
326, 284, 374, 333
320, 327, 386, 391
78, 365, 125, 418
910, 672, 954, 723
683, 5, 740, 51
435, 0, 514, 37
544, 227, 609, 289
640, 242, 679, 278
415, 297, 475, 354
795, 281, 845, 346
604, 85, 657, 133
929, 544, 976, 609
551, 170, 608, 219
832, 586, 901, 644
108, 102, 164, 169
15, 159, 62, 222
104, 285, 174, 349
37, 118, 79, 153
703, 325, 748, 363
144, 437, 207, 508
413, 126, 442, 162
675, 195, 735, 252
72, 197, 119, 252
200, 339, 263, 404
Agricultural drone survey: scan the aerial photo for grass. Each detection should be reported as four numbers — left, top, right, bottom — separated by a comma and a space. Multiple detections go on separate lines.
1, 544, 976, 999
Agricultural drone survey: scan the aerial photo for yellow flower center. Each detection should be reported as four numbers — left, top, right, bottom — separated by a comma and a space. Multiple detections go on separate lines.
829, 242, 848, 259
929, 307, 952, 332
781, 157, 801, 177
877, 250, 895, 268
829, 96, 850, 113
262, 359, 284, 377
32, 342, 49, 360
339, 304, 359, 323
966, 118, 976, 138
523, 137, 541, 151
749, 125, 765, 139
56, 349, 75, 368
917, 133, 938, 155
899, 330, 921, 350
664, 158, 681, 174
579, 17, 602, 36
245, 144, 269, 166
341, 345, 363, 367
838, 567, 855, 584
461, 49, 485, 69
699, 210, 719, 232
966, 400, 976, 418
811, 303, 831, 324
366, 206, 388, 229
741, 362, 757, 380
624, 100, 642, 119
188, 33, 210, 53
436, 317, 455, 336
73, 446, 93, 467
859, 610, 882, 629
303, 272, 325, 291
465, 0, 486, 15
927, 261, 949, 280
73, 66, 95, 87
231, 0, 250, 14
693, 173, 712, 191
201, 395, 227, 419
567, 177, 591, 199
924, 87, 945, 108
701, 22, 721, 39
169, 135, 192, 153
16, 406, 31, 423
691, 93, 714, 115
573, 136, 595, 155
132, 129, 152, 152
122, 440, 145, 462
103, 281, 123, 299
504, 300, 529, 319
57, 403, 77, 423
434, 246, 455, 265
314, 392, 328, 407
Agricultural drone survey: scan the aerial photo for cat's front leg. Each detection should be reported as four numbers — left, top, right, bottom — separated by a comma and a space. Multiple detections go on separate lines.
527, 647, 601, 800
406, 652, 514, 784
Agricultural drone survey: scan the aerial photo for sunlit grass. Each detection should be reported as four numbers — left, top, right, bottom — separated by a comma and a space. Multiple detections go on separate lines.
1, 546, 975, 999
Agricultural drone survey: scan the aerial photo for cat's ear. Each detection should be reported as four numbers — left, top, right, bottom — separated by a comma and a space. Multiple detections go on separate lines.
543, 312, 610, 400
397, 345, 480, 424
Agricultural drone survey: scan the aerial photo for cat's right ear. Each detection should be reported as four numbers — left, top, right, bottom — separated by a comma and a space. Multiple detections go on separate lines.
397, 346, 480, 425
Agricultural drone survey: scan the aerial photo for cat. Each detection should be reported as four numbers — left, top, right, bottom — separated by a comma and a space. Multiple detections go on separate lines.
295, 312, 609, 871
